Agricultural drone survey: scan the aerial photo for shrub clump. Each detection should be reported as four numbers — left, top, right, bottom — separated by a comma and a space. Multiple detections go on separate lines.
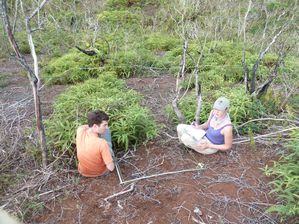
106, 0, 161, 9
143, 33, 180, 51
167, 41, 279, 90
0, 72, 8, 88
42, 50, 103, 85
98, 10, 140, 25
165, 85, 266, 133
45, 72, 158, 158
106, 49, 159, 77
264, 129, 299, 221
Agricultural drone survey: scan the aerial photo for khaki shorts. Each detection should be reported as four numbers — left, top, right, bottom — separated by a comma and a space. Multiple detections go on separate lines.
177, 124, 218, 155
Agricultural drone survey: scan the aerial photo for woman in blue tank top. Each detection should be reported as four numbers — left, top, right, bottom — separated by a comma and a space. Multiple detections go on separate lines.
177, 97, 233, 154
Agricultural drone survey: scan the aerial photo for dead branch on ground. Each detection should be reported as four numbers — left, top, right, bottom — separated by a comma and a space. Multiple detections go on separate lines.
104, 183, 135, 201
233, 126, 298, 144
120, 167, 204, 185
237, 117, 299, 128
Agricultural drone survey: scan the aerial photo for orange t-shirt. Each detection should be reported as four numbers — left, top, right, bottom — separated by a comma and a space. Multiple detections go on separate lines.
76, 125, 113, 177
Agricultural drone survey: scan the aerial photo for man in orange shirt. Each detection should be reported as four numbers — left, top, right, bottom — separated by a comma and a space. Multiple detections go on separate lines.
76, 110, 115, 177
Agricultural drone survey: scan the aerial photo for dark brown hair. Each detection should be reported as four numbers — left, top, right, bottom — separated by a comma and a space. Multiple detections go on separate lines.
87, 110, 109, 127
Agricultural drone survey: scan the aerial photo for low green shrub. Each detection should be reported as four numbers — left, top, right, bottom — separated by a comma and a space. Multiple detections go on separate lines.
143, 33, 180, 51
168, 41, 279, 90
287, 94, 299, 115
0, 72, 8, 88
0, 28, 10, 58
98, 10, 140, 25
45, 72, 158, 158
165, 85, 266, 133
42, 50, 104, 85
259, 88, 283, 115
106, 0, 162, 9
264, 129, 299, 221
106, 49, 160, 77
36, 28, 78, 57
106, 0, 142, 9
14, 31, 31, 54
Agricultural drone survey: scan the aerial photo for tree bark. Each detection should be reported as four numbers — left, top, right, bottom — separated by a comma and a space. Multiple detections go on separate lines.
172, 40, 188, 123
255, 51, 285, 99
192, 48, 204, 124
250, 28, 284, 94
241, 0, 251, 92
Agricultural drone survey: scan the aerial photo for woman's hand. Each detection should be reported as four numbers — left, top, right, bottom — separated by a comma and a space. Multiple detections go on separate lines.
191, 121, 200, 129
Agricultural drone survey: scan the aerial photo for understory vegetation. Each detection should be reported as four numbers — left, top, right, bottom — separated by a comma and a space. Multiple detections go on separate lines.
264, 129, 299, 220
45, 72, 158, 160
1, 0, 298, 222
0, 72, 8, 88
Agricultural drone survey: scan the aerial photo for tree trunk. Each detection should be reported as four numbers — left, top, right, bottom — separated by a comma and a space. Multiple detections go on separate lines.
0, 0, 47, 168
255, 51, 285, 99
172, 40, 188, 123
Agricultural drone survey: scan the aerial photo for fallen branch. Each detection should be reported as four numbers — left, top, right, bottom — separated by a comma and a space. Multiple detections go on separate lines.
237, 118, 299, 128
120, 167, 204, 185
233, 127, 298, 144
104, 183, 135, 201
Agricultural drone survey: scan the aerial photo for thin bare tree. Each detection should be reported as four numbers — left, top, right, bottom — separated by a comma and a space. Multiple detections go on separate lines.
0, 0, 50, 168
170, 0, 223, 124
240, 1, 298, 98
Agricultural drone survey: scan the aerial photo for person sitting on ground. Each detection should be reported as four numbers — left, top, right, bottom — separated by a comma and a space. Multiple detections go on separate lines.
76, 110, 115, 177
177, 97, 233, 155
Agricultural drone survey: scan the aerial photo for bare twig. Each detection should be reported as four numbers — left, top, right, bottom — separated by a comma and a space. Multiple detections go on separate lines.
233, 127, 298, 144
237, 118, 299, 128
104, 183, 135, 201
250, 27, 285, 94
121, 167, 204, 185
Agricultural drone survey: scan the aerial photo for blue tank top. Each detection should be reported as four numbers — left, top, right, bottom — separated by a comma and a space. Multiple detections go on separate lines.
205, 114, 232, 145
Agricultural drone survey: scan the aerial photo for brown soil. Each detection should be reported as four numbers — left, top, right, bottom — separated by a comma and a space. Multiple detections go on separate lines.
1, 58, 280, 224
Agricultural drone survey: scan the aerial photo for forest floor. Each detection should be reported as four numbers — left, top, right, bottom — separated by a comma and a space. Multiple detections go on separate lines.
0, 57, 282, 224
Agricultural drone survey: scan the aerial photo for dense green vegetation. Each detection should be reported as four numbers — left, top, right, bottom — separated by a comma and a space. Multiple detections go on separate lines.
0, 72, 8, 88
45, 72, 158, 158
165, 86, 266, 133
264, 129, 299, 220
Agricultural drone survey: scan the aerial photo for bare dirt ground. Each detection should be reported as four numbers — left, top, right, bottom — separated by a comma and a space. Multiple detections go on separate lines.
1, 57, 281, 224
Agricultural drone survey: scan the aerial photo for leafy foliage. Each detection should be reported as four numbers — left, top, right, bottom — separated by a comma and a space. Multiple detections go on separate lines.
98, 10, 140, 25
143, 33, 180, 51
106, 49, 159, 77
14, 31, 31, 54
106, 0, 163, 9
165, 86, 266, 133
45, 72, 158, 158
42, 50, 104, 85
264, 130, 299, 220
0, 72, 8, 88
172, 41, 280, 90
212, 86, 266, 126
